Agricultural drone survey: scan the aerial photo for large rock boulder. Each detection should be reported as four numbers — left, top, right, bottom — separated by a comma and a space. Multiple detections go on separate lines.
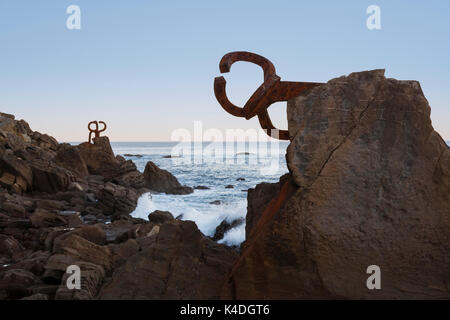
78, 137, 120, 179
223, 70, 450, 299
98, 220, 237, 299
96, 182, 138, 217
143, 161, 193, 195
54, 143, 89, 178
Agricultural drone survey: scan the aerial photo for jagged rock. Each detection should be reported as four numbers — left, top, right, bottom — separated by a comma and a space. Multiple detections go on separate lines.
0, 234, 24, 262
53, 234, 113, 273
0, 150, 33, 192
212, 218, 244, 241
96, 182, 138, 217
98, 220, 238, 299
54, 143, 89, 178
103, 220, 136, 243
143, 161, 193, 195
52, 224, 107, 250
147, 210, 174, 224
134, 223, 159, 238
42, 254, 77, 284
223, 70, 450, 299
78, 137, 120, 179
30, 160, 75, 193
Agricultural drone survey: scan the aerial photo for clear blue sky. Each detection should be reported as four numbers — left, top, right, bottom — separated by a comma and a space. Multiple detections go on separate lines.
0, 0, 449, 141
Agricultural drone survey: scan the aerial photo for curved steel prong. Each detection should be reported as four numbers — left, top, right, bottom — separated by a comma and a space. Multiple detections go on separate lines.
219, 51, 277, 83
214, 76, 245, 117
214, 51, 324, 141
257, 110, 289, 140
98, 121, 107, 133
88, 120, 98, 132
87, 120, 107, 143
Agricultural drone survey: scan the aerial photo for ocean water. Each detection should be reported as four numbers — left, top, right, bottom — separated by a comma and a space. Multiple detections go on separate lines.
111, 142, 289, 246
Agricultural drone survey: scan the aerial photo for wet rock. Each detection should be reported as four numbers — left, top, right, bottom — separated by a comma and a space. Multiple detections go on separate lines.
98, 220, 238, 299
225, 184, 234, 189
123, 154, 143, 158
209, 200, 222, 205
135, 224, 159, 238
103, 219, 135, 243
236, 177, 245, 181
143, 161, 193, 195
212, 218, 244, 241
147, 210, 174, 224
194, 185, 210, 190
223, 70, 450, 299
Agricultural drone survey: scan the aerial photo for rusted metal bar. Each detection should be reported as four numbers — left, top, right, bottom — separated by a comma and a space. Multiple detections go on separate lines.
214, 51, 323, 140
88, 120, 107, 143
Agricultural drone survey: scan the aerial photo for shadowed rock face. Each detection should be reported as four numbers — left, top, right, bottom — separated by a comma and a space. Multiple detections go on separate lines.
223, 70, 450, 299
98, 220, 237, 299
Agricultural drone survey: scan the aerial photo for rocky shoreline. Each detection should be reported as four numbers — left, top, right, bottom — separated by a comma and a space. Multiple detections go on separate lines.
1, 70, 449, 300
0, 111, 239, 299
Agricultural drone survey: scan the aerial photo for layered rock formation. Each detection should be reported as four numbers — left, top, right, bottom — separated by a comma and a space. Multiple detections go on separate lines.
222, 70, 450, 299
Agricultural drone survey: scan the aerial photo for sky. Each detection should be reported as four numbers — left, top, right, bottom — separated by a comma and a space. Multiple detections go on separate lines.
0, 0, 449, 142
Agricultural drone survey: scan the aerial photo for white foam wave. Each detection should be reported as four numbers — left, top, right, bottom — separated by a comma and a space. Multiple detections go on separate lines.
130, 193, 247, 245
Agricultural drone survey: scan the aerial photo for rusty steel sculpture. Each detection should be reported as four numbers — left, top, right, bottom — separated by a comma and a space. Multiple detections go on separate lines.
88, 120, 107, 143
214, 51, 323, 140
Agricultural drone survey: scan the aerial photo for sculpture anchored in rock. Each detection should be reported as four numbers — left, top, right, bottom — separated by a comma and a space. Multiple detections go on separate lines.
88, 120, 107, 143
214, 51, 323, 140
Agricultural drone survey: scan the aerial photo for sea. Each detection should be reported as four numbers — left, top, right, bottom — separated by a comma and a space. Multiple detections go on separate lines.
111, 141, 290, 246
